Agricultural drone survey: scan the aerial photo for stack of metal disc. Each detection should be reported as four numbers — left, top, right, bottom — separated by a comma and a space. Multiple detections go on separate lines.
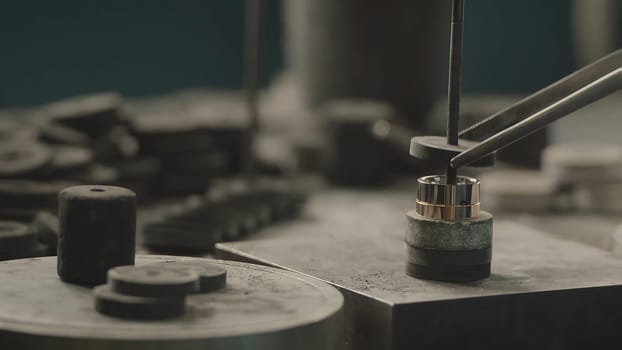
542, 144, 622, 213
0, 256, 343, 350
43, 92, 125, 138
143, 189, 306, 253
129, 108, 245, 194
479, 169, 555, 213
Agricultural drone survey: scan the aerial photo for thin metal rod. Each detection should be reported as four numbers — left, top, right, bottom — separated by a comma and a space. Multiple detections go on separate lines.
445, 0, 465, 183
446, 0, 464, 146
451, 69, 621, 168
243, 0, 265, 184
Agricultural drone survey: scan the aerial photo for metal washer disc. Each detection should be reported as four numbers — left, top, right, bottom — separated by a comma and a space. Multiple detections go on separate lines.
0, 255, 344, 350
151, 260, 227, 293
94, 284, 186, 320
108, 265, 200, 297
410, 136, 495, 167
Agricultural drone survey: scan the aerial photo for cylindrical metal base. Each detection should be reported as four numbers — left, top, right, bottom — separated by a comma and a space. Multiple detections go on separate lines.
58, 185, 136, 285
0, 256, 343, 350
405, 211, 493, 282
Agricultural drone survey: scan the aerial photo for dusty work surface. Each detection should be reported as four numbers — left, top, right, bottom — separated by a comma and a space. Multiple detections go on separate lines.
0, 255, 343, 350
216, 186, 622, 304
216, 184, 622, 349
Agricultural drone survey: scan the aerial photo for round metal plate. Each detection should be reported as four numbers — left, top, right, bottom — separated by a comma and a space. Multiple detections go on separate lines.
0, 255, 343, 350
108, 265, 199, 297
410, 136, 495, 167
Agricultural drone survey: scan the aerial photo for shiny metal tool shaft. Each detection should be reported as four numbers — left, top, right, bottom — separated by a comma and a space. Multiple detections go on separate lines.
446, 0, 465, 184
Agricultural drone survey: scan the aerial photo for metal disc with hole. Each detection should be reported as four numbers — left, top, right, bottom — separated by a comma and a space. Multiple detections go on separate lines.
0, 221, 39, 260
108, 265, 200, 297
94, 284, 186, 320
152, 261, 227, 293
47, 146, 94, 175
0, 256, 343, 350
0, 142, 51, 178
410, 136, 495, 167
0, 180, 73, 210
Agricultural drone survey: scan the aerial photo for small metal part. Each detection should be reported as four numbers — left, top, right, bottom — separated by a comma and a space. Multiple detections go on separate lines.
154, 261, 227, 293
410, 136, 495, 167
93, 284, 186, 320
58, 185, 136, 286
108, 265, 200, 297
416, 175, 480, 221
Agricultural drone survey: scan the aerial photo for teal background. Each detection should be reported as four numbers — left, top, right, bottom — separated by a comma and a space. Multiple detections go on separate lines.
0, 1, 283, 106
0, 1, 618, 106
463, 0, 574, 93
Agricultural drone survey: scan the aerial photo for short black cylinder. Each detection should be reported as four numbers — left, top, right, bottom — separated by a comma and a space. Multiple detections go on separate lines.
57, 185, 136, 285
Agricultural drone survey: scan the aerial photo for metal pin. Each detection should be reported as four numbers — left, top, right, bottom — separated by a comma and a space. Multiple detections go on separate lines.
446, 0, 465, 184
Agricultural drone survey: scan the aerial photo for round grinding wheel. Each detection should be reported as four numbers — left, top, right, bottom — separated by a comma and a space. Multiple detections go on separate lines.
47, 146, 94, 175
542, 144, 622, 185
410, 136, 495, 167
58, 185, 136, 285
0, 180, 74, 210
153, 260, 227, 293
108, 265, 200, 297
93, 284, 186, 320
0, 256, 344, 350
0, 141, 51, 178
0, 221, 39, 260
479, 169, 555, 212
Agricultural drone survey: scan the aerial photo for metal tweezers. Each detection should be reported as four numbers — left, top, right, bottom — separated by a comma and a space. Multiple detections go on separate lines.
451, 49, 622, 169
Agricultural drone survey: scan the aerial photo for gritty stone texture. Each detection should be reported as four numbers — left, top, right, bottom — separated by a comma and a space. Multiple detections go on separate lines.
405, 211, 493, 250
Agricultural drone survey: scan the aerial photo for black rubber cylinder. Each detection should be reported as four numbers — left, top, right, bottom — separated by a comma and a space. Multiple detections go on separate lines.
57, 185, 136, 285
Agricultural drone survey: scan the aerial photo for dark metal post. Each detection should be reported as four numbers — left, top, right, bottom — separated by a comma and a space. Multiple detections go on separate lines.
446, 0, 465, 184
